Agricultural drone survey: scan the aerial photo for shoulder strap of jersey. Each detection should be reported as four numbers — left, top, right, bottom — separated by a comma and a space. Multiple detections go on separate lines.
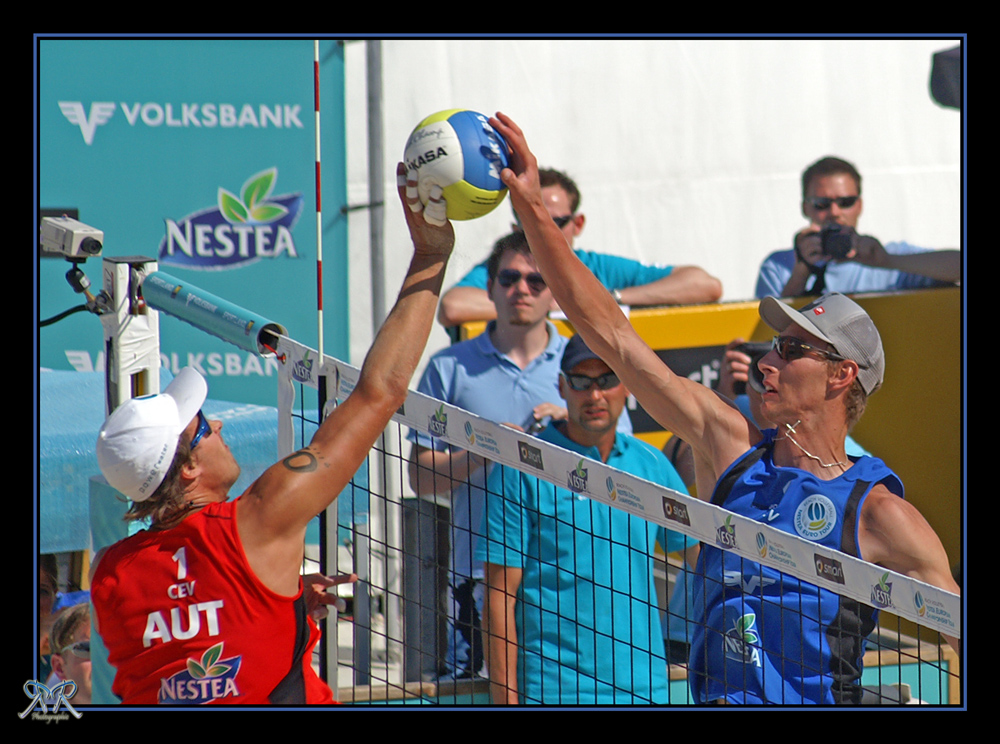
710, 437, 773, 507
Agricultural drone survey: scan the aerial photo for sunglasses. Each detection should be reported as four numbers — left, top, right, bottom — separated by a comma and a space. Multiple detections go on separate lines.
806, 195, 859, 210
562, 370, 621, 392
514, 213, 575, 230
190, 410, 212, 449
58, 640, 91, 660
496, 269, 547, 293
771, 335, 859, 366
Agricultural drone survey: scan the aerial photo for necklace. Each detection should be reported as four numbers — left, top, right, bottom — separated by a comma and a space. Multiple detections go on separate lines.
777, 420, 849, 470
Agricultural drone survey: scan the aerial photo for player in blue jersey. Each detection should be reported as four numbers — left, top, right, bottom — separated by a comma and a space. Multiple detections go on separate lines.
490, 112, 960, 705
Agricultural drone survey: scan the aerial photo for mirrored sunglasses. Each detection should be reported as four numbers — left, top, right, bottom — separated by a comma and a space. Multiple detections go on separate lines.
562, 371, 621, 392
771, 335, 853, 365
190, 410, 212, 450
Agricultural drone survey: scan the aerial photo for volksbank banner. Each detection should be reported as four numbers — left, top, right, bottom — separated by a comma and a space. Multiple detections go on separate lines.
38, 39, 348, 405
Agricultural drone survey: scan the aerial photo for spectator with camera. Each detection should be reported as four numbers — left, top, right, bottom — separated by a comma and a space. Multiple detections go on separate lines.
755, 156, 961, 298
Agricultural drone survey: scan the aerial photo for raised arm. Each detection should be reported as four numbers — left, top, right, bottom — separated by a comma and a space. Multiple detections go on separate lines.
490, 112, 755, 476
238, 163, 455, 595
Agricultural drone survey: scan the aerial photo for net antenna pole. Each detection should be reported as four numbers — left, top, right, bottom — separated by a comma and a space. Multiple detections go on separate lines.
314, 40, 326, 383
312, 39, 336, 694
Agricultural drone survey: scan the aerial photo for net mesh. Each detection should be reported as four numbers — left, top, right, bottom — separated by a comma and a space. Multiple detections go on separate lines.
276, 339, 960, 706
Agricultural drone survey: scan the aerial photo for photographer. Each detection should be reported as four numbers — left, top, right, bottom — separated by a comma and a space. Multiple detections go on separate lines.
755, 156, 961, 298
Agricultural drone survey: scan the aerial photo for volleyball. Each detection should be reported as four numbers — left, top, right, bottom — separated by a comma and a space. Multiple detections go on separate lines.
403, 109, 509, 221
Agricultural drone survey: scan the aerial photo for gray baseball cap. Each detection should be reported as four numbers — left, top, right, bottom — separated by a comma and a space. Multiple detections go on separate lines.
758, 293, 884, 396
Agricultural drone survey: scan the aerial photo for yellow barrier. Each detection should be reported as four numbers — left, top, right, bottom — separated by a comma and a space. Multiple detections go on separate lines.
458, 286, 962, 569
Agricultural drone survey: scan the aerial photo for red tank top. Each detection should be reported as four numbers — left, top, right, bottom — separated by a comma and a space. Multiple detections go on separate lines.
91, 499, 334, 705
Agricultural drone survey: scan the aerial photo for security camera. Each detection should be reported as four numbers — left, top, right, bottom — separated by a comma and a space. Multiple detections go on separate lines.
40, 216, 103, 260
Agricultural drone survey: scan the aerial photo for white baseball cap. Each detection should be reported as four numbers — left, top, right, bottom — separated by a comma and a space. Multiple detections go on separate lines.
96, 367, 208, 502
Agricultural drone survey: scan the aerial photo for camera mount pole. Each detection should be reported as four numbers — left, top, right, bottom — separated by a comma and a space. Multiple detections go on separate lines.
98, 256, 161, 416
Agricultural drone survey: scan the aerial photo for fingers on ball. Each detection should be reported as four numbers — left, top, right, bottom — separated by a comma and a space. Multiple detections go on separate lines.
424, 185, 446, 221
404, 167, 423, 212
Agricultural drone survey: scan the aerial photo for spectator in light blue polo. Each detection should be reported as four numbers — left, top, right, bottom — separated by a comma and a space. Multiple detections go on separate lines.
478, 334, 698, 705
408, 230, 574, 681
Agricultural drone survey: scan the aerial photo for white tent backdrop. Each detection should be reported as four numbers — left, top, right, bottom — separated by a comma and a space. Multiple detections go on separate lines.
342, 38, 961, 372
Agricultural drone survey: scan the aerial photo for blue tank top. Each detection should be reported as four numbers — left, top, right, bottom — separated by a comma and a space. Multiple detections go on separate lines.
688, 429, 903, 704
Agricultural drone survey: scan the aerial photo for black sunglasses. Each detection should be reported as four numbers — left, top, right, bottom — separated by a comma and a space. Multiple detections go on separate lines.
190, 410, 212, 449
497, 269, 547, 293
771, 335, 856, 365
562, 370, 621, 392
806, 195, 859, 210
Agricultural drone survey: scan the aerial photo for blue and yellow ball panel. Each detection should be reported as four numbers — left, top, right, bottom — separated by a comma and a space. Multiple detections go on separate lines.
446, 110, 508, 192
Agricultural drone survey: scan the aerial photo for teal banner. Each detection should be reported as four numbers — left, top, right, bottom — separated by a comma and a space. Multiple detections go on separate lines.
38, 39, 348, 405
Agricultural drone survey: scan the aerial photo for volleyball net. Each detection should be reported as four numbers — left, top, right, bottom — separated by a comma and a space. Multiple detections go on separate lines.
274, 333, 962, 706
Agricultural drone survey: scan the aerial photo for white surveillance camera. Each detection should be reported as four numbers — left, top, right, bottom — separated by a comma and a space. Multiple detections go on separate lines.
40, 216, 104, 259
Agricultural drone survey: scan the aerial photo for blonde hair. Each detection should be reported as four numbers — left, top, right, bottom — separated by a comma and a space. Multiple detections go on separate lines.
827, 359, 868, 431
50, 603, 90, 654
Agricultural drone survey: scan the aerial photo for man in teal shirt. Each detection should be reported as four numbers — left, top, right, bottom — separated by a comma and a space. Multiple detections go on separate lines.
478, 334, 696, 705
437, 167, 722, 333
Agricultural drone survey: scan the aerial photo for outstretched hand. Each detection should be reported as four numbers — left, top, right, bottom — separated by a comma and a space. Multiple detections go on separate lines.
397, 162, 455, 258
304, 572, 358, 622
489, 112, 543, 215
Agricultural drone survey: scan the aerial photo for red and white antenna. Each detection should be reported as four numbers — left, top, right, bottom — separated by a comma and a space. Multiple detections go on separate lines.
313, 40, 325, 386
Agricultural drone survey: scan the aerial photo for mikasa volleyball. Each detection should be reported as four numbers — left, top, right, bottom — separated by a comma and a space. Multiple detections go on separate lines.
403, 109, 510, 221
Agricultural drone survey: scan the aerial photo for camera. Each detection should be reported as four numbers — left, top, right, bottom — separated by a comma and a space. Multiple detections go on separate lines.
40, 216, 103, 260
819, 223, 855, 260
732, 341, 771, 397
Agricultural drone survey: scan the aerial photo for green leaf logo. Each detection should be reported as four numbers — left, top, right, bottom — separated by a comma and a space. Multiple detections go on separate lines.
219, 189, 250, 223
736, 613, 760, 645
434, 404, 447, 422
218, 168, 289, 225
243, 168, 275, 208
186, 642, 232, 679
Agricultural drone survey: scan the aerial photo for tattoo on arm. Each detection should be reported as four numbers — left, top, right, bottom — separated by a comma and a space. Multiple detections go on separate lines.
282, 449, 320, 472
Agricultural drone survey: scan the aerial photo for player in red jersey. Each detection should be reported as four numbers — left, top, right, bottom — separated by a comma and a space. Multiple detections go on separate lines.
91, 164, 454, 704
